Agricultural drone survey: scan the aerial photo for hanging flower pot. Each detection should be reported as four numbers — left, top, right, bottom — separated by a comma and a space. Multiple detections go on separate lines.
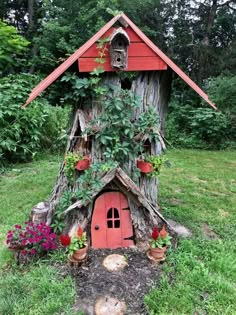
137, 159, 152, 173
75, 156, 91, 171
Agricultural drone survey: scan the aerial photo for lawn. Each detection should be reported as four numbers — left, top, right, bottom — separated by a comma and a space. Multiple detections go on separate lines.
0, 149, 235, 314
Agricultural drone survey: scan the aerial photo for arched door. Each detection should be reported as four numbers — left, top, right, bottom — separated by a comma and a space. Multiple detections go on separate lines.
91, 192, 134, 249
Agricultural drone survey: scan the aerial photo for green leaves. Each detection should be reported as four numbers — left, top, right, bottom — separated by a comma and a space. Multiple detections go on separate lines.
0, 73, 69, 164
87, 87, 160, 163
0, 21, 29, 75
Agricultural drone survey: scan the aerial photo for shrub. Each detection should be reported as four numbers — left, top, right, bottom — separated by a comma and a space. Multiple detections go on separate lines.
0, 73, 70, 164
165, 101, 232, 149
165, 75, 236, 149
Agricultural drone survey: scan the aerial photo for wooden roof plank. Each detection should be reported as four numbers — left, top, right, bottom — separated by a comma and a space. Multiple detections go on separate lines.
121, 13, 217, 109
22, 13, 216, 109
22, 14, 121, 108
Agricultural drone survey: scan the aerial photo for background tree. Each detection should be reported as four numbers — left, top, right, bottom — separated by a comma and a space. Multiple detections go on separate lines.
0, 20, 29, 76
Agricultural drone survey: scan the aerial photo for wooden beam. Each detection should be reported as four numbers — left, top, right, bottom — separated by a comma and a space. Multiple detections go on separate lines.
79, 56, 167, 72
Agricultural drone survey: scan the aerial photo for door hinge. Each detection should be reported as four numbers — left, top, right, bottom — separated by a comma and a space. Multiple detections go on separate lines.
122, 207, 130, 210
124, 235, 134, 241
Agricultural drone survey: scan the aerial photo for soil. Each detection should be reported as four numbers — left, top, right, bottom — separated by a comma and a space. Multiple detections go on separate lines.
72, 247, 164, 315
201, 223, 219, 239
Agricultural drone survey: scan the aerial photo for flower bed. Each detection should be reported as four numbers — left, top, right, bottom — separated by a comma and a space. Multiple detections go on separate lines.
6, 221, 58, 262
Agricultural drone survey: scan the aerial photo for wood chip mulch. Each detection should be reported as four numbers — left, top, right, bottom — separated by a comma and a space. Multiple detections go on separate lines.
71, 247, 165, 315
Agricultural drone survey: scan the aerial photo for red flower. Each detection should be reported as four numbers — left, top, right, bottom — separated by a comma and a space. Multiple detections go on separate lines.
77, 227, 83, 238
59, 235, 71, 246
152, 226, 159, 240
160, 226, 168, 238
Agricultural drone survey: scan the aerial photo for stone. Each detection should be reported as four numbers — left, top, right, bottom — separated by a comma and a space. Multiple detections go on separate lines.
167, 219, 192, 238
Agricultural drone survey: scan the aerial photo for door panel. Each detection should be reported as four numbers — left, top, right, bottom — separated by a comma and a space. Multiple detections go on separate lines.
91, 194, 107, 248
91, 191, 134, 249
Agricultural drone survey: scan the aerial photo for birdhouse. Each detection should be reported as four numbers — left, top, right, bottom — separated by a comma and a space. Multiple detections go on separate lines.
110, 27, 130, 70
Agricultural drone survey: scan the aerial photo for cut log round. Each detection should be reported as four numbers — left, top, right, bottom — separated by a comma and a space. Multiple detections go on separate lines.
30, 202, 50, 224
103, 254, 128, 272
95, 296, 126, 315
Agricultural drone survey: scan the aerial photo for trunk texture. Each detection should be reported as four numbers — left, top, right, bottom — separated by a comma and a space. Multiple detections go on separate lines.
35, 70, 171, 245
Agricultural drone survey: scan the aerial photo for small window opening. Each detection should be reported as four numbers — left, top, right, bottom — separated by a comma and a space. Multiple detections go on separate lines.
107, 220, 113, 228
107, 208, 120, 229
107, 208, 113, 219
114, 220, 120, 228
114, 209, 119, 218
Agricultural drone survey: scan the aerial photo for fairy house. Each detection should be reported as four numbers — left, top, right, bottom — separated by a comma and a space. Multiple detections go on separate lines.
23, 13, 216, 249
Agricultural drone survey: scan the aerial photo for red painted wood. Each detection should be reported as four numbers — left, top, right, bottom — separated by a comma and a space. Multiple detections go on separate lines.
23, 13, 216, 109
106, 193, 122, 249
22, 15, 121, 108
121, 13, 217, 109
79, 56, 167, 72
91, 192, 134, 249
81, 42, 157, 58
91, 194, 107, 248
102, 26, 142, 42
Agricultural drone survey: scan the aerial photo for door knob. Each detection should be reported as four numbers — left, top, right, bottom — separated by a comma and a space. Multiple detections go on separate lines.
95, 225, 99, 230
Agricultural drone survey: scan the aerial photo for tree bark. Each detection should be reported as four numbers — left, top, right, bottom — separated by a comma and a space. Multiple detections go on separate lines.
42, 70, 172, 243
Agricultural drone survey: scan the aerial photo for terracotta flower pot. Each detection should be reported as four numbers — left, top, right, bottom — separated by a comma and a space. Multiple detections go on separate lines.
72, 244, 88, 261
150, 246, 167, 259
137, 159, 152, 173
75, 157, 91, 171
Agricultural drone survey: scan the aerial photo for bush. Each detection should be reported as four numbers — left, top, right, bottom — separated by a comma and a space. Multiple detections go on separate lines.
207, 75, 236, 140
165, 75, 236, 150
0, 73, 70, 164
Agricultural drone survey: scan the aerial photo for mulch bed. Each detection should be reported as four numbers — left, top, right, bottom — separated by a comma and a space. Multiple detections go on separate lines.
71, 247, 165, 315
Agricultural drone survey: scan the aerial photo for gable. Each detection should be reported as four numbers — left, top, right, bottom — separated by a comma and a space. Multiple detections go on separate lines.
79, 26, 167, 72
22, 13, 216, 109
63, 167, 169, 226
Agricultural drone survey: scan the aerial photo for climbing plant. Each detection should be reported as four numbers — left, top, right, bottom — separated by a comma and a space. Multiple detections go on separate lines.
87, 85, 160, 163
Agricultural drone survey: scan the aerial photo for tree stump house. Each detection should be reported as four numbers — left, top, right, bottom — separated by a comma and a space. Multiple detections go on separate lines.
23, 14, 216, 249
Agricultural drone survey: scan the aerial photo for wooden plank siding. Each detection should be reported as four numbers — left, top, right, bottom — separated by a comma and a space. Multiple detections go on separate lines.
79, 56, 167, 72
79, 26, 167, 72
81, 43, 157, 58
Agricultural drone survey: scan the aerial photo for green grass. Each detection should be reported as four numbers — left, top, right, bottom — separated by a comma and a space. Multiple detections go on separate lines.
145, 149, 236, 315
0, 264, 76, 315
0, 154, 80, 315
0, 150, 235, 314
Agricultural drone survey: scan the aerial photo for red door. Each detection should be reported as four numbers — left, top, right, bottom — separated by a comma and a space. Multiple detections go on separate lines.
91, 192, 134, 249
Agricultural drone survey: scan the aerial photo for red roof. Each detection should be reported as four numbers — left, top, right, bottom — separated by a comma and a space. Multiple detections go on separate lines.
22, 13, 216, 109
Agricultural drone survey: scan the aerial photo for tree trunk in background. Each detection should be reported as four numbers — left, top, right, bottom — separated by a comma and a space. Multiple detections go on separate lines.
202, 0, 218, 46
